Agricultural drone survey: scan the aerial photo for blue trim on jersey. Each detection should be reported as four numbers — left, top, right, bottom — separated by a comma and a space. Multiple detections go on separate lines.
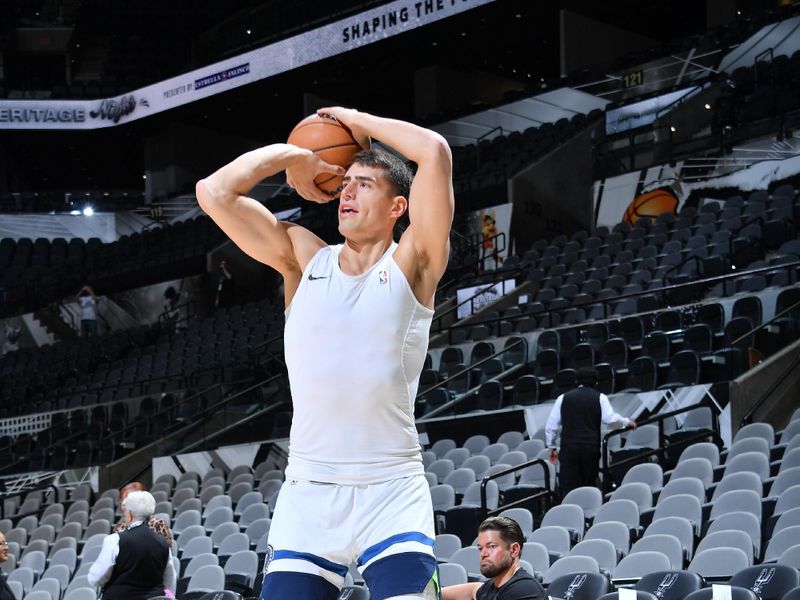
356, 531, 435, 566
261, 571, 339, 600
273, 549, 349, 578
362, 552, 439, 600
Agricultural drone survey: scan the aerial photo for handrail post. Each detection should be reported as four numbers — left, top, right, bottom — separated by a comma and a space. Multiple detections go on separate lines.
601, 434, 611, 494
480, 478, 488, 522
476, 126, 503, 170
480, 458, 552, 519
600, 399, 722, 494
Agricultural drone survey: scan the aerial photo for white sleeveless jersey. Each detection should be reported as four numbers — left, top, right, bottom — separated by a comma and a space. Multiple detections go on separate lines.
283, 243, 434, 485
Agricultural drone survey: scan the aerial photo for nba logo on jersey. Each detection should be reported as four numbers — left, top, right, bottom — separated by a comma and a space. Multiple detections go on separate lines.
378, 269, 388, 284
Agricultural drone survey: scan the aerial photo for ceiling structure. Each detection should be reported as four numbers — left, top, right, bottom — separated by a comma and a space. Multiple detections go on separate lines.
0, 0, 720, 191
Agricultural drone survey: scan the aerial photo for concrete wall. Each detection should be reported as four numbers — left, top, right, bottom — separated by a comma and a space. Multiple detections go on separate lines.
509, 126, 597, 251
729, 338, 800, 435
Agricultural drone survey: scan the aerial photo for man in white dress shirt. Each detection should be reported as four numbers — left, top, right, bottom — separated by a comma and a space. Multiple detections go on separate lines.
88, 490, 176, 600
545, 367, 636, 494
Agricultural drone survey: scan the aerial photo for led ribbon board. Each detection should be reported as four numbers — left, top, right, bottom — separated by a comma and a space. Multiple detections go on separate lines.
0, 0, 496, 130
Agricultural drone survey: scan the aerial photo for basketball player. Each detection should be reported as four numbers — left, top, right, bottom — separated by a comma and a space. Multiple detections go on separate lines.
196, 106, 454, 600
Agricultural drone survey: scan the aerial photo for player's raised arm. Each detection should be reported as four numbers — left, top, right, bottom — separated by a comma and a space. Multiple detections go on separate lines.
196, 143, 343, 283
319, 107, 454, 303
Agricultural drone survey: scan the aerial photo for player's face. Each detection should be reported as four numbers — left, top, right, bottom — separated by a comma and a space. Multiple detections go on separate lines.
337, 163, 402, 237
477, 530, 517, 578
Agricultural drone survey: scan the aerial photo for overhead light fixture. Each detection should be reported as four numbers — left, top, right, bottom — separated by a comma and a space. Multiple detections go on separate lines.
704, 103, 712, 110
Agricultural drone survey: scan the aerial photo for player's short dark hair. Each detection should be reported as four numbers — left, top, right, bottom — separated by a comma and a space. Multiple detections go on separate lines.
349, 148, 413, 200
478, 516, 525, 552
577, 367, 599, 387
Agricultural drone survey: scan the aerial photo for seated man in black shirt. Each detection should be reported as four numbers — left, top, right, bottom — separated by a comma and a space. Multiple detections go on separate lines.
443, 516, 546, 600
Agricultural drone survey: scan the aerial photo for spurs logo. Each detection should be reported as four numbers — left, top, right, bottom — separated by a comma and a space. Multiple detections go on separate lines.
752, 568, 775, 595
654, 572, 679, 598
564, 574, 588, 600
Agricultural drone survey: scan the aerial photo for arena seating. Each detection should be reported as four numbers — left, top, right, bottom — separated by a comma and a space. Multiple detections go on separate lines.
1, 5, 800, 599
450, 110, 604, 193
5, 409, 798, 599
0, 216, 226, 318
0, 462, 279, 599
426, 413, 800, 596
0, 297, 284, 474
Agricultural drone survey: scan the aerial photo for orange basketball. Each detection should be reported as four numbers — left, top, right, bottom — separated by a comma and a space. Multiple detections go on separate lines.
287, 114, 361, 197
623, 189, 678, 225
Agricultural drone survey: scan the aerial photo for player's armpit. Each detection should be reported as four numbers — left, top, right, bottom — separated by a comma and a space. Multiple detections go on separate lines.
406, 138, 454, 280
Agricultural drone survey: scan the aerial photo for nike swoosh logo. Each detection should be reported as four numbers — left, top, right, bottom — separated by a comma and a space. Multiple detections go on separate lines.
308, 274, 330, 281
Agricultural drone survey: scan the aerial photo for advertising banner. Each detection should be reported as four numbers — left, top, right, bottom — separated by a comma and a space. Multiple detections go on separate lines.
0, 0, 496, 130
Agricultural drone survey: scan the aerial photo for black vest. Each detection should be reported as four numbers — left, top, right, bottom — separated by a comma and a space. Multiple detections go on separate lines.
102, 521, 169, 600
0, 574, 15, 600
560, 385, 602, 449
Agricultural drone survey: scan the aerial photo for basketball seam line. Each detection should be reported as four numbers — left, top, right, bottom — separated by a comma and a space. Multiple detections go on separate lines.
292, 120, 350, 131
309, 142, 361, 153
289, 121, 357, 139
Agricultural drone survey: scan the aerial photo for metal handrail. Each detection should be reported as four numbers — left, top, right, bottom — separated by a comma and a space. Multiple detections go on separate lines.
420, 338, 526, 419
248, 330, 286, 370
738, 299, 800, 427
660, 254, 704, 287
476, 126, 504, 169
600, 400, 722, 493
437, 232, 510, 300
0, 381, 226, 475
158, 299, 196, 330
0, 373, 186, 431
754, 47, 775, 83
434, 259, 800, 338
480, 457, 553, 521
0, 482, 60, 519
116, 374, 287, 485
55, 298, 77, 335
730, 297, 800, 348
177, 385, 290, 455
740, 353, 800, 428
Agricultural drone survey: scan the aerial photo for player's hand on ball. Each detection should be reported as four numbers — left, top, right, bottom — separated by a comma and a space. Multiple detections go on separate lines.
286, 150, 346, 203
317, 107, 371, 150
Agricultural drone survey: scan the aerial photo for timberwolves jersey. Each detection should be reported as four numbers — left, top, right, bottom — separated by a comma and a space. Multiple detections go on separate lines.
283, 243, 433, 484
